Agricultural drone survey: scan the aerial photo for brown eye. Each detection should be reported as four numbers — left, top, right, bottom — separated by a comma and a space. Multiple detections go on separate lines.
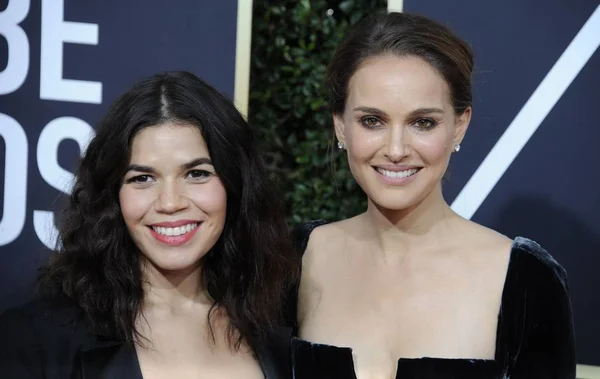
128, 175, 154, 183
187, 170, 211, 180
360, 116, 382, 129
413, 118, 437, 130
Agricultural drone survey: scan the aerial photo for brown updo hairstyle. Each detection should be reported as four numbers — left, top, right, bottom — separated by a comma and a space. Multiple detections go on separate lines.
325, 11, 474, 116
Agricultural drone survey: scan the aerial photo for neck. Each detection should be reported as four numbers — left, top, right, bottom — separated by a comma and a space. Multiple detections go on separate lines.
362, 183, 459, 259
141, 261, 211, 309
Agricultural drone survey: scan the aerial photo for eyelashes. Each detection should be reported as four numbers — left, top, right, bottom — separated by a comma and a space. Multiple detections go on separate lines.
186, 169, 212, 179
412, 118, 438, 130
359, 116, 383, 129
125, 174, 153, 184
124, 170, 213, 184
357, 115, 439, 130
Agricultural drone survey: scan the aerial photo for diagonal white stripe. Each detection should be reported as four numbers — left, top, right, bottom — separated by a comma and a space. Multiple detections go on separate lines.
387, 0, 404, 12
451, 5, 600, 219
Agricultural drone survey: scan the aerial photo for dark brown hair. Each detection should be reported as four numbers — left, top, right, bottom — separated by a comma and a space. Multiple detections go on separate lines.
326, 11, 474, 115
38, 71, 298, 349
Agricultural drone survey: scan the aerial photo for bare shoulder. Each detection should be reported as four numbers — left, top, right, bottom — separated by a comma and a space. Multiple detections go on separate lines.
304, 218, 352, 247
302, 217, 355, 270
458, 218, 513, 252
450, 219, 515, 301
458, 221, 565, 282
451, 219, 513, 271
297, 218, 355, 326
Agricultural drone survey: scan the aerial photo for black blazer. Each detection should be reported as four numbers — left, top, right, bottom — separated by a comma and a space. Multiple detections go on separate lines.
0, 298, 292, 379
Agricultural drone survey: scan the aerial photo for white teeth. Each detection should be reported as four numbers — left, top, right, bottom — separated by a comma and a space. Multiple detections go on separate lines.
152, 223, 198, 236
377, 168, 418, 178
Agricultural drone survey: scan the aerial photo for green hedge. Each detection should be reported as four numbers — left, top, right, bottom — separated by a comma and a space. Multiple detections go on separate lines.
249, 0, 386, 226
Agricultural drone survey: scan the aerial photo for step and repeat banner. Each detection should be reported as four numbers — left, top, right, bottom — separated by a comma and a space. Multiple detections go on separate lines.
1, 0, 598, 372
393, 0, 600, 370
0, 0, 243, 310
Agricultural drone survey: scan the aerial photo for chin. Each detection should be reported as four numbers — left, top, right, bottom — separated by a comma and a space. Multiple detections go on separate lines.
371, 198, 418, 212
151, 259, 202, 275
367, 186, 431, 213
363, 173, 442, 211
141, 248, 205, 274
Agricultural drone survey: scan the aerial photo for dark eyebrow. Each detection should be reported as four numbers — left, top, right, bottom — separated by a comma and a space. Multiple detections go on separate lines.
353, 106, 445, 119
352, 106, 388, 117
406, 108, 445, 118
181, 157, 212, 170
125, 164, 155, 174
126, 157, 212, 174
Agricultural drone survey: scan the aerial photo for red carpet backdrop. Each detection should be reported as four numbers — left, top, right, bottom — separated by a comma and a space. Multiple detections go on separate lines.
1, 0, 599, 373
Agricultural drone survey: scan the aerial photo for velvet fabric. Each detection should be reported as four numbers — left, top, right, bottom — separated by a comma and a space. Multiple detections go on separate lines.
288, 220, 576, 379
0, 298, 293, 379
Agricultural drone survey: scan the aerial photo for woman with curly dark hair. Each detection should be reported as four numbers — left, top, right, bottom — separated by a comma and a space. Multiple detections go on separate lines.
0, 71, 297, 379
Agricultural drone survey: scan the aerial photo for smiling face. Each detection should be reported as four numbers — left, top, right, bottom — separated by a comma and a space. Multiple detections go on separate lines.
119, 123, 227, 275
334, 54, 471, 212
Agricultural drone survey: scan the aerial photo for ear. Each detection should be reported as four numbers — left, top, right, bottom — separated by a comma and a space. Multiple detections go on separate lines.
453, 107, 471, 146
333, 113, 346, 144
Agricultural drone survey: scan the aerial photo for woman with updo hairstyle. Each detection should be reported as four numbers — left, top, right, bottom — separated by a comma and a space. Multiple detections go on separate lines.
288, 11, 576, 379
0, 71, 296, 379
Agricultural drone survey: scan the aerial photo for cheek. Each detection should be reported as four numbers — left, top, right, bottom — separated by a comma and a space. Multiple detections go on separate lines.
411, 130, 453, 163
119, 187, 152, 225
189, 179, 227, 218
347, 128, 383, 162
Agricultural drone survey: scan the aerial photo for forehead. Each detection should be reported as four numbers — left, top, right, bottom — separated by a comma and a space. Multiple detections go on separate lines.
130, 123, 209, 161
346, 54, 452, 111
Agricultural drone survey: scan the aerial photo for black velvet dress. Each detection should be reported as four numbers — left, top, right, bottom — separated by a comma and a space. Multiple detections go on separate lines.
288, 220, 576, 379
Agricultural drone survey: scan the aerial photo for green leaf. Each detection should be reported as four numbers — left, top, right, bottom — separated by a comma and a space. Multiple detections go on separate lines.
339, 1, 354, 14
249, 0, 382, 226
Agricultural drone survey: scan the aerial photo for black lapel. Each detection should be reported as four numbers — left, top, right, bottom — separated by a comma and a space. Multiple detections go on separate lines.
255, 326, 293, 379
76, 340, 143, 379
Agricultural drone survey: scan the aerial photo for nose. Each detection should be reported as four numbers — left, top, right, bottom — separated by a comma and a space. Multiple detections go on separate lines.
155, 180, 188, 214
384, 125, 408, 162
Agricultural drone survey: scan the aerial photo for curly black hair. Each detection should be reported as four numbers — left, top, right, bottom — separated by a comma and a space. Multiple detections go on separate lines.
37, 71, 298, 349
